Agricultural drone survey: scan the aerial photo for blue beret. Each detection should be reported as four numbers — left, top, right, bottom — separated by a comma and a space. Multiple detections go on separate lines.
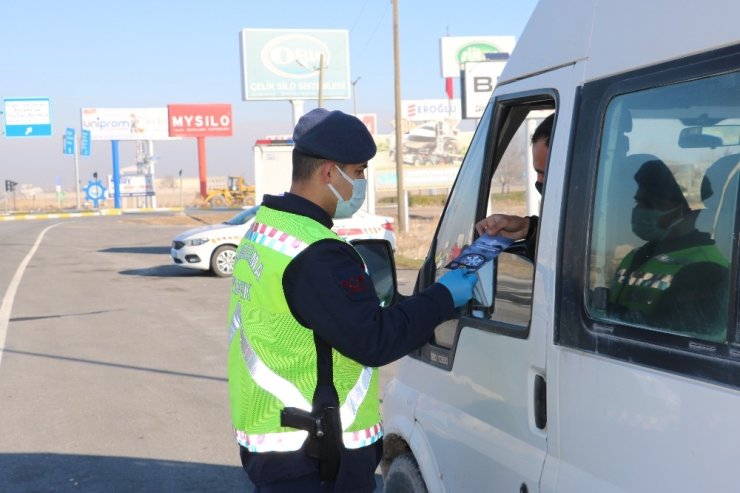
293, 108, 376, 163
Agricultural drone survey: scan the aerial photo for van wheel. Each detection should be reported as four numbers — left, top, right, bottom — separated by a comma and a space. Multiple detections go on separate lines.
384, 453, 427, 493
211, 245, 236, 277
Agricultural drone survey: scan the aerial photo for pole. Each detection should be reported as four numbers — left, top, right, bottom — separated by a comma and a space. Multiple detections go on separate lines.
74, 136, 81, 209
290, 100, 305, 128
179, 169, 184, 215
197, 136, 208, 198
148, 140, 157, 209
318, 53, 325, 108
393, 0, 408, 232
352, 76, 362, 115
112, 140, 121, 209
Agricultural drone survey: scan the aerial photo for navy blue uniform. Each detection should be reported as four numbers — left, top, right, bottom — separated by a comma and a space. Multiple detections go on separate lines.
239, 193, 455, 493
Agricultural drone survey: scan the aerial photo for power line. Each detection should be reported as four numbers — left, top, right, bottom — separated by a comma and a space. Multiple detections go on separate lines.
351, 2, 391, 63
349, 0, 373, 32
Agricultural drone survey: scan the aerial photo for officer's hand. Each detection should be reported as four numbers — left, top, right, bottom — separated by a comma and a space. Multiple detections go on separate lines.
437, 268, 477, 308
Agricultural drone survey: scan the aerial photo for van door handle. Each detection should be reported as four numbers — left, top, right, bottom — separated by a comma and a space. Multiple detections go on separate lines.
534, 374, 547, 430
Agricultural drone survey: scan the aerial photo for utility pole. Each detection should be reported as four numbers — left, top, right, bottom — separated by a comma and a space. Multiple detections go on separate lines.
393, 0, 408, 232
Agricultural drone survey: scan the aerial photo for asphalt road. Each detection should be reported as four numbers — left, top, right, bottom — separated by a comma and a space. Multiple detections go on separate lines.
0, 214, 416, 492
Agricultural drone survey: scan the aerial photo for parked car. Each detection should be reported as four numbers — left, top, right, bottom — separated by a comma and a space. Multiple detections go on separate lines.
171, 206, 396, 277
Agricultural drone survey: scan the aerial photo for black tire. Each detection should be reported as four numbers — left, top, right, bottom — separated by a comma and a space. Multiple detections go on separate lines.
384, 453, 427, 493
211, 245, 237, 277
209, 195, 227, 208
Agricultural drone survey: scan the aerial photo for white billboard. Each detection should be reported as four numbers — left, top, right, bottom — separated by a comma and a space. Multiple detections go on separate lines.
81, 107, 171, 141
402, 99, 461, 121
440, 36, 515, 78
240, 29, 351, 100
462, 59, 508, 119
108, 174, 154, 197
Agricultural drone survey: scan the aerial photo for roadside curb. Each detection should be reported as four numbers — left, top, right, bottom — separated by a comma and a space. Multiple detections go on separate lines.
0, 209, 123, 222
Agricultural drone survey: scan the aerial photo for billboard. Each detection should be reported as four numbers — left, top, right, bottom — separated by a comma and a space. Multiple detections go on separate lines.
240, 28, 350, 100
81, 107, 171, 141
440, 36, 516, 78
357, 113, 377, 136
402, 99, 462, 121
3, 97, 52, 138
108, 174, 154, 197
168, 104, 233, 137
461, 59, 508, 119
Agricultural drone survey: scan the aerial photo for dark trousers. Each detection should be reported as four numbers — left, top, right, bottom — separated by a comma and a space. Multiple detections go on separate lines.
239, 441, 382, 493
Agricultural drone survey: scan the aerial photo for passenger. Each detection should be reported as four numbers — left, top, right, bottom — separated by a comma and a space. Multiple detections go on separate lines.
475, 113, 553, 260
608, 159, 729, 338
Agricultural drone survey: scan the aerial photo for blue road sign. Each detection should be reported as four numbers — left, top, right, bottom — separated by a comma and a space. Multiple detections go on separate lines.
3, 98, 52, 138
80, 129, 91, 156
64, 128, 75, 155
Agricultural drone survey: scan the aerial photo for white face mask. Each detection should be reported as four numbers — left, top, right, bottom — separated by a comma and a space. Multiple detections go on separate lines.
327, 165, 367, 218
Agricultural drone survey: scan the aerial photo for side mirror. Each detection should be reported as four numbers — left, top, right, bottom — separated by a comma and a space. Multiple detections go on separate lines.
350, 239, 399, 307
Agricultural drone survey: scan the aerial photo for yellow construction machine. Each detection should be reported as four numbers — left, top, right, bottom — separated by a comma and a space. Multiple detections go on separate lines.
204, 176, 255, 207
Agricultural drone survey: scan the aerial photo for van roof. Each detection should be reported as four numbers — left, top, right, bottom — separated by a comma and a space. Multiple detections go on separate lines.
500, 0, 740, 85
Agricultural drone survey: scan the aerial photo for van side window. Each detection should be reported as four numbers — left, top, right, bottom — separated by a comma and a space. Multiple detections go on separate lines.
587, 72, 738, 343
430, 100, 554, 350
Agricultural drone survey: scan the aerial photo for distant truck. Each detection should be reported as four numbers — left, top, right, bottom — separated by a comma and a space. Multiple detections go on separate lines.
390, 121, 463, 166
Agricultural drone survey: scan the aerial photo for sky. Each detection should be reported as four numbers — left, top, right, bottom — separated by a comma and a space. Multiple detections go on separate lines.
0, 0, 538, 190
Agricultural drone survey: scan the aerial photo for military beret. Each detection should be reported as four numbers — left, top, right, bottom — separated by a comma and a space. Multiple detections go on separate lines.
292, 108, 376, 163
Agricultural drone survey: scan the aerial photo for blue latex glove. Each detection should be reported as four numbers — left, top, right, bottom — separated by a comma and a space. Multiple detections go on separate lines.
437, 268, 477, 308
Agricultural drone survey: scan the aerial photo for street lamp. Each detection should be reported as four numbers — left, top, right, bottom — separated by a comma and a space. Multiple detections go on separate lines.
351, 76, 362, 115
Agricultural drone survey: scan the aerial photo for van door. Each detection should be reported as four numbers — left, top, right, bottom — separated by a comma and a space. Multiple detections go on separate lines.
547, 45, 740, 491
408, 64, 580, 492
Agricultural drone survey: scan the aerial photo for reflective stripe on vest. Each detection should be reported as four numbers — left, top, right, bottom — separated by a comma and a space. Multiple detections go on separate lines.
233, 223, 380, 451
247, 221, 309, 258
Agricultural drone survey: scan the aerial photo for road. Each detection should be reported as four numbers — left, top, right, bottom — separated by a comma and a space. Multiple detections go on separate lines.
0, 214, 416, 492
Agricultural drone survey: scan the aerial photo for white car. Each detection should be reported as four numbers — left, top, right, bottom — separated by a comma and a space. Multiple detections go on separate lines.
171, 206, 397, 277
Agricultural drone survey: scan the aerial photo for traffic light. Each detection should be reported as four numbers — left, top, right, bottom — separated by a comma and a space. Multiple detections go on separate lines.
5, 180, 17, 192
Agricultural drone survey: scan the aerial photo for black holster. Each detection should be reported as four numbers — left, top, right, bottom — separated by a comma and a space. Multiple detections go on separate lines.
280, 406, 341, 481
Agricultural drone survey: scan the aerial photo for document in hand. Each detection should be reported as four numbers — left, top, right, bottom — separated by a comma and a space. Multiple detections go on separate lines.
445, 235, 514, 272
446, 235, 514, 306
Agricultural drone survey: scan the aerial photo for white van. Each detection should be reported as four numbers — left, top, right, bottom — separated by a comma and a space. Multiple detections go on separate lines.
370, 0, 740, 491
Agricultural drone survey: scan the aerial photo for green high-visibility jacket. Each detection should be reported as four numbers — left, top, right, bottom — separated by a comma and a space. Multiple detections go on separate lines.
227, 205, 381, 453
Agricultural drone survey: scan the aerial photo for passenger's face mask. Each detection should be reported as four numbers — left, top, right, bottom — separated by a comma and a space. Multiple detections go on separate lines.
327, 165, 367, 218
631, 205, 681, 242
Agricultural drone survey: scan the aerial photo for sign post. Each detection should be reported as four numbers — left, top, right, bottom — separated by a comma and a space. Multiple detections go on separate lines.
63, 128, 82, 209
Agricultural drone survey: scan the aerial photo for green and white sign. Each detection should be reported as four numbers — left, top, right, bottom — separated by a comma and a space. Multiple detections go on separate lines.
440, 36, 515, 78
239, 28, 350, 100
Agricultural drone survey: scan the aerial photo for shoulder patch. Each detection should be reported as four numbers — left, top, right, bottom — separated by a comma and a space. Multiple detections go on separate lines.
333, 264, 374, 301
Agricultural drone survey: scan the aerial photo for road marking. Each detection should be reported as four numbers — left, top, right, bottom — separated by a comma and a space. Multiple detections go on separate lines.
0, 223, 61, 368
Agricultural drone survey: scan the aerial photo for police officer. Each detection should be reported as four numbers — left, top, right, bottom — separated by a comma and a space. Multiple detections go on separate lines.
227, 108, 477, 492
608, 159, 729, 337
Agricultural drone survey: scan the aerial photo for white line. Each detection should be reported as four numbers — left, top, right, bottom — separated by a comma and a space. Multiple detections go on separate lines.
0, 223, 61, 367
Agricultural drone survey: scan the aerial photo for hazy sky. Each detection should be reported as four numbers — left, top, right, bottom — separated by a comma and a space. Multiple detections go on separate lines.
0, 0, 538, 190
